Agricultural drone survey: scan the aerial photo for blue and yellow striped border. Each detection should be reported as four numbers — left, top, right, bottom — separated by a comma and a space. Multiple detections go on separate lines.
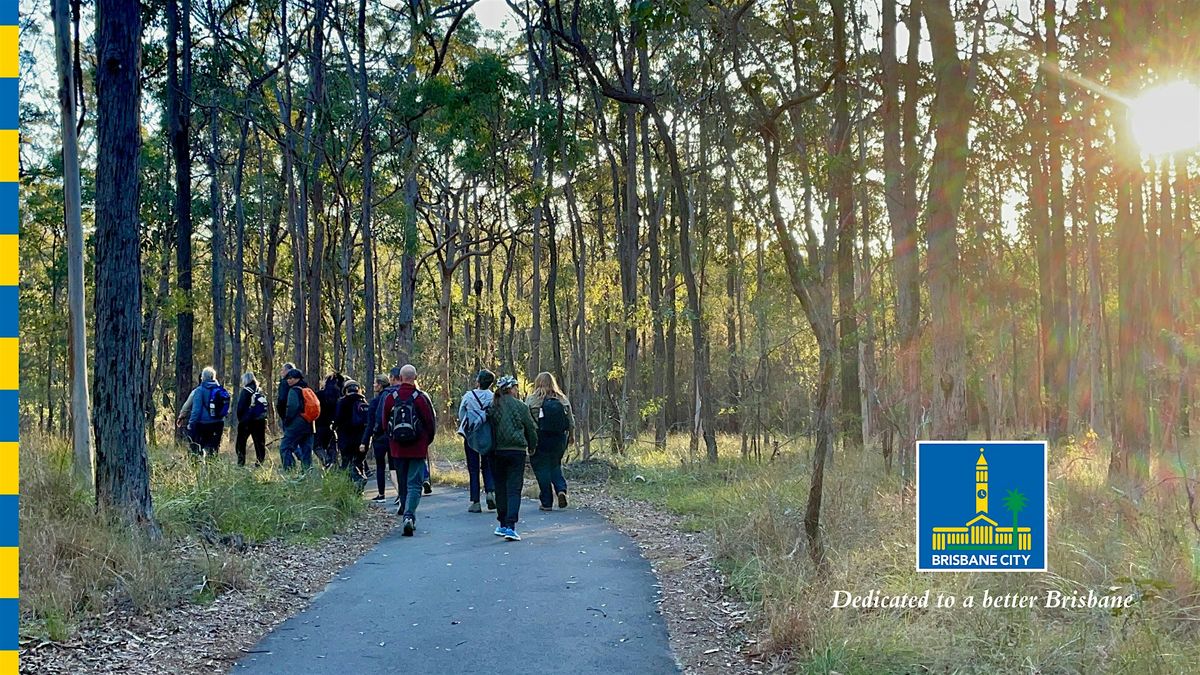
2, 0, 15, 670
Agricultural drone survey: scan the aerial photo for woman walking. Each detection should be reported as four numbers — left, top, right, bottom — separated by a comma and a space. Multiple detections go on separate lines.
488, 376, 537, 541
525, 372, 575, 510
334, 379, 370, 486
235, 371, 269, 466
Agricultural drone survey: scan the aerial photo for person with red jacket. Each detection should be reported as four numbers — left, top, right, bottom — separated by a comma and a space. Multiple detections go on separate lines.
380, 363, 437, 536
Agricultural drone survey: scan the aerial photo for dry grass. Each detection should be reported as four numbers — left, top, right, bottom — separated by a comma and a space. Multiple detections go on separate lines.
610, 432, 1200, 674
20, 433, 366, 642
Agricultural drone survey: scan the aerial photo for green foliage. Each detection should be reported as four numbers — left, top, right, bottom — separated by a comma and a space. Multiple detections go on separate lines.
19, 435, 365, 641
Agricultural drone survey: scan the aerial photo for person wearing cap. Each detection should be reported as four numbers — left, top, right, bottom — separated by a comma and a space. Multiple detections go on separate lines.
334, 379, 369, 485
456, 369, 497, 513
487, 375, 538, 541
280, 368, 315, 470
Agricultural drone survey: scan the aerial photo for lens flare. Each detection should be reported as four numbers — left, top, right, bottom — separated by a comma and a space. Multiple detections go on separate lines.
1128, 81, 1200, 156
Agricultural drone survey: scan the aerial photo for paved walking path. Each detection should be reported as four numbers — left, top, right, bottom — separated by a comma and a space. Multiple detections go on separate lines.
233, 489, 679, 674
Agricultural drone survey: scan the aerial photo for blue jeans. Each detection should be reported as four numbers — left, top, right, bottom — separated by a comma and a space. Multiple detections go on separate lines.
464, 439, 494, 502
394, 457, 428, 520
280, 431, 314, 470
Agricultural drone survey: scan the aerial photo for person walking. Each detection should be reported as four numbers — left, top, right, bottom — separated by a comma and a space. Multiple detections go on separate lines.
315, 374, 344, 468
186, 366, 232, 458
280, 368, 318, 470
457, 369, 496, 513
360, 374, 394, 502
235, 371, 269, 466
275, 362, 296, 421
379, 364, 437, 536
525, 372, 575, 510
334, 379, 370, 486
488, 376, 537, 541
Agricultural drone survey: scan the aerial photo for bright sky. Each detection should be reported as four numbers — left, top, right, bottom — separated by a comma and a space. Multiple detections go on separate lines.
470, 0, 518, 35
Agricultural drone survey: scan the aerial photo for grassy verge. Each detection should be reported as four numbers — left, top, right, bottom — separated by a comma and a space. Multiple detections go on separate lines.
20, 433, 366, 642
605, 433, 1200, 674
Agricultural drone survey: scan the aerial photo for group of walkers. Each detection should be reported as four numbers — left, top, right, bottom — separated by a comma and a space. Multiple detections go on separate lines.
175, 361, 576, 542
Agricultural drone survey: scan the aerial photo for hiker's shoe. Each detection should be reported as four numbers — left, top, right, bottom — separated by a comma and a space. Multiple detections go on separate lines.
557, 491, 569, 508
468, 502, 482, 513
402, 517, 416, 537
393, 495, 402, 505
422, 481, 433, 495
539, 505, 553, 511
485, 492, 496, 510
371, 494, 386, 503
493, 525, 506, 537
503, 528, 521, 541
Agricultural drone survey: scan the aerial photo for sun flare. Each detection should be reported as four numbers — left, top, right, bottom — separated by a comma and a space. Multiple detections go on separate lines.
1128, 81, 1200, 156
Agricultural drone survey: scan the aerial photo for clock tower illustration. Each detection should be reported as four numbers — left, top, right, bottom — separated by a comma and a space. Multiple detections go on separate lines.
930, 448, 1032, 552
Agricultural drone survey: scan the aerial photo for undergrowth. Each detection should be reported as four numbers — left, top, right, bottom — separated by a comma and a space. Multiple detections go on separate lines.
20, 433, 365, 641
608, 432, 1200, 674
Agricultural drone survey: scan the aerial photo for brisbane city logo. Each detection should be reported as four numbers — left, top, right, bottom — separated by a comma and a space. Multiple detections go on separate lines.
916, 441, 1048, 572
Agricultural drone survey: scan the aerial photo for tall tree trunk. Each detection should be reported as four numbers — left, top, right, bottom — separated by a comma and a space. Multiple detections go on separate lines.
231, 114, 250, 410
924, 0, 971, 440
618, 46, 641, 452
169, 0, 194, 435
53, 0, 94, 487
642, 42, 667, 450
209, 103, 226, 379
832, 0, 863, 448
305, 0, 329, 377
358, 0, 377, 381
94, 0, 157, 533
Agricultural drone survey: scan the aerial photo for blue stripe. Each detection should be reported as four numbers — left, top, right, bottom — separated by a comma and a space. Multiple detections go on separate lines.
0, 392, 14, 443
0, 497, 13, 548
0, 183, 14, 235
0, 599, 14, 650
0, 286, 12, 337
0, 1, 15, 26
0, 80, 14, 130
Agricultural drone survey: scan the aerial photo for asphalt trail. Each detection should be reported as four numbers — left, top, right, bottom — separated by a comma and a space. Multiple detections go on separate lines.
233, 489, 679, 674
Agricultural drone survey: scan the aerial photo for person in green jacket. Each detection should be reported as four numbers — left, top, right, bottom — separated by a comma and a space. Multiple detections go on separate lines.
487, 375, 538, 541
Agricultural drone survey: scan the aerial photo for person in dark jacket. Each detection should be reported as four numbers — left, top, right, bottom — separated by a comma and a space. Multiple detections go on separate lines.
275, 362, 295, 421
487, 375, 538, 541
187, 366, 229, 457
315, 373, 344, 468
379, 364, 436, 536
280, 368, 315, 470
334, 379, 369, 485
525, 371, 576, 510
360, 374, 394, 502
235, 371, 269, 466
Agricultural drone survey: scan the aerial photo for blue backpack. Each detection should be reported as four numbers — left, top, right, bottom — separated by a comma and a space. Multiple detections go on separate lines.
463, 391, 493, 455
206, 384, 232, 421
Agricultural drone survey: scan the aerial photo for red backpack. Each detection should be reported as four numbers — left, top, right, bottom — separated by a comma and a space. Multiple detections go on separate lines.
300, 387, 321, 422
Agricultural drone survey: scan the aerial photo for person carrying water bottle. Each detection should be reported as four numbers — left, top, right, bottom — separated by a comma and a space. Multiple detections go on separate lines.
186, 366, 232, 458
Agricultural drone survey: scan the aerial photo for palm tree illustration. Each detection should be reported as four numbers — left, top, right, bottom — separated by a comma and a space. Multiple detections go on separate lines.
1003, 489, 1028, 549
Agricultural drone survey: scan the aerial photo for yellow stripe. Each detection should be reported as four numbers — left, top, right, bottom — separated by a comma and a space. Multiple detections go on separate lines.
0, 27, 16, 79
0, 235, 13, 288
0, 339, 13, 391
0, 651, 15, 673
0, 131, 15, 183
0, 548, 14, 599
0, 444, 13, 496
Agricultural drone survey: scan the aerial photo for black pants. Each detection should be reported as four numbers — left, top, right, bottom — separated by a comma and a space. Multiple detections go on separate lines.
373, 440, 391, 496
465, 438, 494, 502
236, 418, 267, 466
316, 428, 337, 467
491, 449, 527, 529
530, 433, 568, 507
339, 434, 367, 486
190, 422, 224, 457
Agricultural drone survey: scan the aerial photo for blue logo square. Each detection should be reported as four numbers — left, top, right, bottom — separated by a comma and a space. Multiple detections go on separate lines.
916, 441, 1047, 572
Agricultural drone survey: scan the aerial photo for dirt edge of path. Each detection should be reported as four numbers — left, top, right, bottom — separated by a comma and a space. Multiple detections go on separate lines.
20, 506, 397, 675
573, 485, 784, 675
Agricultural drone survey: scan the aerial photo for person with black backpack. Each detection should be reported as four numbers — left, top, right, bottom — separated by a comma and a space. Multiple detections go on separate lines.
378, 364, 436, 536
456, 369, 497, 513
187, 366, 232, 458
315, 374, 344, 468
525, 371, 576, 510
334, 379, 370, 486
235, 371, 269, 466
